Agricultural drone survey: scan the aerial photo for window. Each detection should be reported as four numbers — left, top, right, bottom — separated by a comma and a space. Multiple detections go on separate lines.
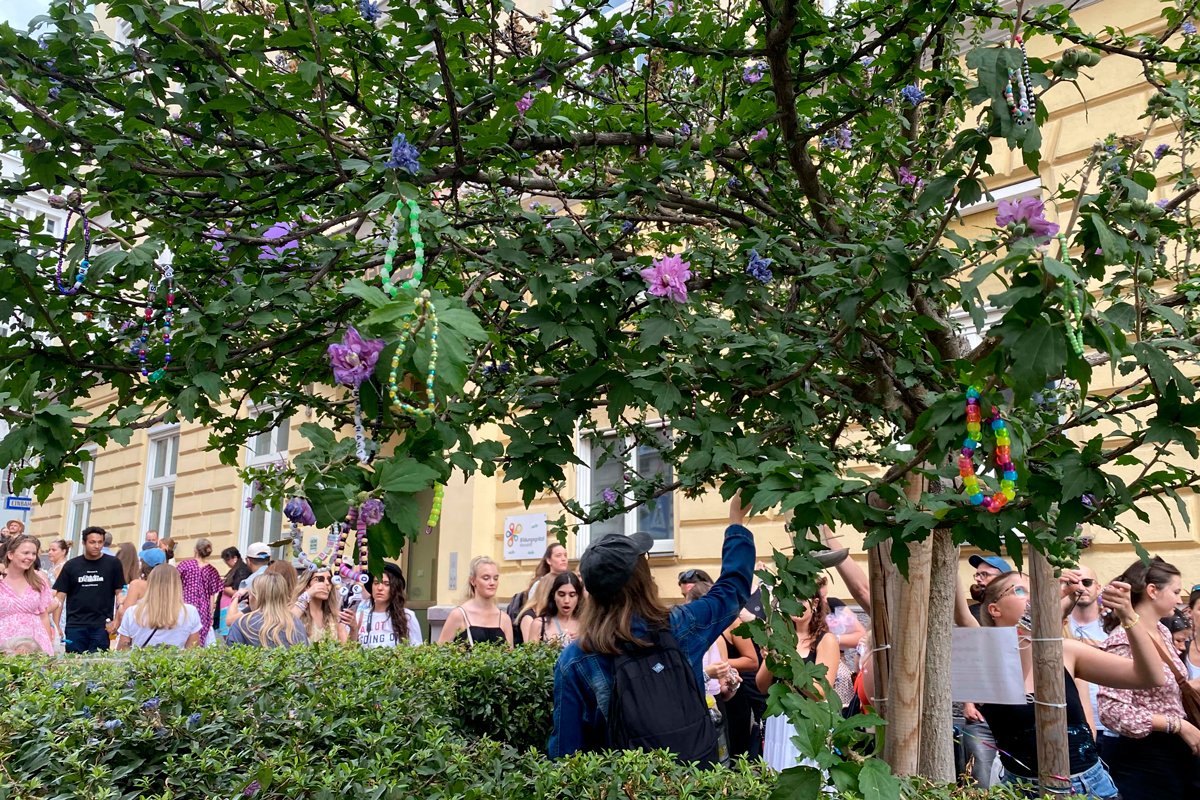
240, 411, 291, 550
577, 425, 675, 554
66, 450, 96, 543
143, 429, 179, 539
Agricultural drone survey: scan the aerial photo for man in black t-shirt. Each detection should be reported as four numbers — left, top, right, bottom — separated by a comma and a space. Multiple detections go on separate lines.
53, 526, 125, 653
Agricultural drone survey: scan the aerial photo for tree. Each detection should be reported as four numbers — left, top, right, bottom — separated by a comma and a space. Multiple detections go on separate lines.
3, 0, 1200, 793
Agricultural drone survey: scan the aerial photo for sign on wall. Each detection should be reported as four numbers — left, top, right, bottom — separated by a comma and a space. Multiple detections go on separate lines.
4, 496, 32, 511
502, 513, 547, 561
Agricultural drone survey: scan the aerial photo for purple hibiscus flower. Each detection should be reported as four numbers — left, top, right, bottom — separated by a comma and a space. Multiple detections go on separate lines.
743, 63, 765, 84
602, 488, 618, 504
639, 254, 691, 304
328, 327, 386, 387
284, 497, 317, 526
996, 196, 1059, 240
516, 93, 534, 115
384, 133, 421, 174
751, 128, 768, 142
258, 221, 299, 261
359, 498, 385, 526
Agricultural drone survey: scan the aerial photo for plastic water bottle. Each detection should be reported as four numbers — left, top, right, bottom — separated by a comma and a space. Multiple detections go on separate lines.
706, 694, 730, 767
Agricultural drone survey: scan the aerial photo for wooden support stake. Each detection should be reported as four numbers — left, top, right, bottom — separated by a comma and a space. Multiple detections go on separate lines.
868, 543, 893, 720
1030, 548, 1071, 794
883, 535, 932, 775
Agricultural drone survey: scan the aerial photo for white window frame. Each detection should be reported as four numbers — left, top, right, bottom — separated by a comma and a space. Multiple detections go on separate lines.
576, 422, 675, 556
238, 408, 291, 552
957, 177, 1043, 218
143, 425, 180, 539
66, 447, 97, 545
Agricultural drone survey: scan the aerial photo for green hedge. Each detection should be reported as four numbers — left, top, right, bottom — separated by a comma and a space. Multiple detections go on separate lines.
0, 646, 1065, 800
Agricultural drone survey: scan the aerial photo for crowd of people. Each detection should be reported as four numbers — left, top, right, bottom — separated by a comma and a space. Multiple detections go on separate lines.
1, 512, 1199, 797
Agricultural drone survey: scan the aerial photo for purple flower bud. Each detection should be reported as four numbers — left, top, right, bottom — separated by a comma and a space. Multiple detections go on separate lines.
602, 488, 618, 504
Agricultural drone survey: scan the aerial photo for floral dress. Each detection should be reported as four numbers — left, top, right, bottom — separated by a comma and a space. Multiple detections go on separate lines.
0, 578, 55, 654
176, 559, 222, 644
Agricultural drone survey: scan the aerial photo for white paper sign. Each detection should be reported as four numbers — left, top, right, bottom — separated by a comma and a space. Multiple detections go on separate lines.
951, 626, 1027, 704
502, 513, 547, 561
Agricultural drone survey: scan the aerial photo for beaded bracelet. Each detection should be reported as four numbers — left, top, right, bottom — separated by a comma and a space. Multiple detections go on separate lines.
53, 205, 92, 295
960, 386, 1019, 513
1003, 35, 1036, 126
136, 266, 175, 382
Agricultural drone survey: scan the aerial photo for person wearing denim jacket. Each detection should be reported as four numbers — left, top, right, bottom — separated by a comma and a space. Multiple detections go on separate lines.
549, 495, 755, 758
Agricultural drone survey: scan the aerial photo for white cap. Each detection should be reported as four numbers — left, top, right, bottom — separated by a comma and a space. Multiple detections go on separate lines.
246, 542, 272, 560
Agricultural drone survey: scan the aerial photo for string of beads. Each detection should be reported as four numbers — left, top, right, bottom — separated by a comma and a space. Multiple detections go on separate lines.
960, 386, 1019, 513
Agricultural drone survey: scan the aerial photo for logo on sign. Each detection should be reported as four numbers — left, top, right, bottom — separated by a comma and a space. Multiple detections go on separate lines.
505, 521, 522, 548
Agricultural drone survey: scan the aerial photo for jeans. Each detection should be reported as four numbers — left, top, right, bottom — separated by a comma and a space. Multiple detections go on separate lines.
1000, 758, 1119, 799
64, 626, 110, 654
962, 719, 997, 788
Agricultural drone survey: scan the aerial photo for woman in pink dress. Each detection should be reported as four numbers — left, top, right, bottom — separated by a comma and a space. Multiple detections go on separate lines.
176, 538, 223, 645
0, 534, 55, 654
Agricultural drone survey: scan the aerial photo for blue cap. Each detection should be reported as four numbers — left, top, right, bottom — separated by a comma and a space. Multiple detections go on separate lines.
141, 548, 167, 569
969, 554, 1013, 574
141, 541, 158, 551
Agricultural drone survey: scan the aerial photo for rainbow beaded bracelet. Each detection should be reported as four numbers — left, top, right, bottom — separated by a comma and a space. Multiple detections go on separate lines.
960, 386, 1019, 513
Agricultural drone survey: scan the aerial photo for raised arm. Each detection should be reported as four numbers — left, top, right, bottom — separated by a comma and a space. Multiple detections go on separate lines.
1069, 581, 1164, 691
821, 526, 871, 611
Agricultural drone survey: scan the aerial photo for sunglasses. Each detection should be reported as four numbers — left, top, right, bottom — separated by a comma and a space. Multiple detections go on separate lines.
1080, 578, 1095, 588
998, 585, 1029, 600
311, 575, 330, 584
678, 570, 701, 584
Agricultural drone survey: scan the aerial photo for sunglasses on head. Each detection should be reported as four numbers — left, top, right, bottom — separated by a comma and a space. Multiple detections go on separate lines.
678, 569, 701, 584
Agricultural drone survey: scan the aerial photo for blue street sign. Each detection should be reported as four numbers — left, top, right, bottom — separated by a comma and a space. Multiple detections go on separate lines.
4, 496, 32, 511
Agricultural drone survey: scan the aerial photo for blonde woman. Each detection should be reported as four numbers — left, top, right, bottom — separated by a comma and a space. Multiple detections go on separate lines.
226, 572, 308, 648
294, 566, 346, 643
116, 564, 203, 649
438, 556, 512, 646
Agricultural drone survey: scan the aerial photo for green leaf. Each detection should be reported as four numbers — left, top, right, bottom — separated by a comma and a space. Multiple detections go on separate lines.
375, 458, 439, 493
857, 758, 901, 800
193, 371, 222, 400
1005, 317, 1067, 398
298, 61, 321, 85
768, 765, 823, 800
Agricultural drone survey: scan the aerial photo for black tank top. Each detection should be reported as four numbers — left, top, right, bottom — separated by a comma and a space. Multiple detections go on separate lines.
453, 606, 507, 646
979, 669, 1098, 778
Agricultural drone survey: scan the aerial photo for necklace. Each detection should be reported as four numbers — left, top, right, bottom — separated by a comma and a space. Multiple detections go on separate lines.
1003, 35, 1035, 126
53, 205, 92, 295
960, 386, 1019, 512
378, 198, 444, 534
136, 267, 175, 381
1058, 234, 1085, 356
381, 198, 424, 297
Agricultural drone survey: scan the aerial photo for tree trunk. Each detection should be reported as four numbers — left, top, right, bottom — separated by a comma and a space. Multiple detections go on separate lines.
918, 528, 957, 781
883, 535, 932, 775
1030, 548, 1071, 794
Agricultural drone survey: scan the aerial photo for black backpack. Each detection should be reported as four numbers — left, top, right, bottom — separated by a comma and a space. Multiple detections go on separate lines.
606, 629, 718, 766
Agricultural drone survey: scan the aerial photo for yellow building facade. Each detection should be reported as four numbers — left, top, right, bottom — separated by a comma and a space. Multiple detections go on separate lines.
27, 0, 1200, 614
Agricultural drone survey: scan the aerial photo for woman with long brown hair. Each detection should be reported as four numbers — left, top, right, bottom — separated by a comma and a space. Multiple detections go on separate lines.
755, 592, 841, 771
355, 563, 422, 647
0, 534, 55, 654
548, 495, 755, 761
1098, 557, 1200, 799
115, 564, 203, 649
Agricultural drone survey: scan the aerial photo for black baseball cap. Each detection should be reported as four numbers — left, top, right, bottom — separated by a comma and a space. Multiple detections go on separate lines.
580, 531, 654, 602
